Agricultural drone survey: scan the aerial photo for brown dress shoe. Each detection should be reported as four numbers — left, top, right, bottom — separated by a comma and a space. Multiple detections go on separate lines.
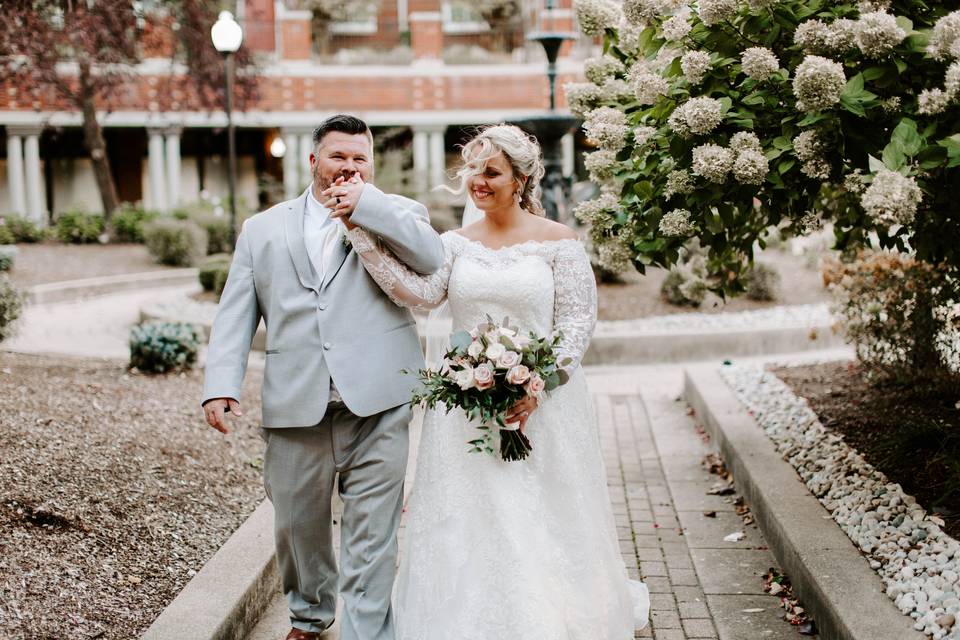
285, 628, 323, 640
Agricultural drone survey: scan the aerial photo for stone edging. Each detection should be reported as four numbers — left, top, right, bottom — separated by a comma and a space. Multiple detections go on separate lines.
141, 499, 278, 640
683, 364, 925, 640
26, 269, 198, 305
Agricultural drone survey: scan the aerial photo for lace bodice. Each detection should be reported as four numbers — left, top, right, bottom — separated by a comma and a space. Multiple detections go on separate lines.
347, 229, 598, 368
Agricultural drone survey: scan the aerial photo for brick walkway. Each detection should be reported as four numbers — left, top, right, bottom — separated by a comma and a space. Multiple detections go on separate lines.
249, 365, 805, 639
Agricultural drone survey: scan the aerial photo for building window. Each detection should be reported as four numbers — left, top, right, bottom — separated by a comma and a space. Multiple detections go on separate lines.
442, 1, 490, 34
329, 1, 379, 35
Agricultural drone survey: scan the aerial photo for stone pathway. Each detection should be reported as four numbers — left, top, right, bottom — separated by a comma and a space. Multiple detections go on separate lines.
248, 364, 808, 640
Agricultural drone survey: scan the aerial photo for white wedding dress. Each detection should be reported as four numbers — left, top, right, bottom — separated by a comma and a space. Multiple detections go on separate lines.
347, 227, 650, 640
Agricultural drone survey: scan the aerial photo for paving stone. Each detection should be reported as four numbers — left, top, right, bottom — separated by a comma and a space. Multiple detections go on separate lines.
681, 618, 718, 639
706, 595, 798, 640
641, 561, 669, 577
690, 549, 771, 596
673, 586, 707, 603
676, 510, 766, 550
667, 481, 737, 513
651, 610, 682, 629
651, 629, 686, 640
679, 600, 711, 619
645, 576, 674, 594
649, 593, 677, 612
668, 568, 700, 586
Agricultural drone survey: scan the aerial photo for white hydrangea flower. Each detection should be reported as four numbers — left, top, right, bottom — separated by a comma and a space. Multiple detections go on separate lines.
632, 69, 671, 105
662, 11, 692, 41
729, 131, 762, 153
575, 0, 622, 36
918, 88, 951, 115
664, 169, 696, 198
952, 38, 960, 60
659, 208, 695, 236
826, 18, 858, 53
574, 192, 620, 226
843, 169, 866, 194
585, 55, 625, 85
633, 125, 658, 147
732, 149, 769, 185
596, 233, 634, 273
564, 82, 602, 118
747, 0, 778, 10
794, 20, 832, 53
860, 169, 922, 226
585, 148, 620, 182
697, 0, 737, 26
799, 211, 823, 232
681, 51, 712, 85
692, 144, 734, 183
928, 10, 960, 60
584, 107, 630, 152
623, 0, 663, 25
946, 61, 960, 98
741, 47, 780, 82
793, 130, 831, 179
854, 11, 906, 58
617, 17, 646, 55
668, 96, 724, 137
600, 78, 636, 103
857, 0, 890, 11
793, 55, 846, 111
880, 96, 901, 113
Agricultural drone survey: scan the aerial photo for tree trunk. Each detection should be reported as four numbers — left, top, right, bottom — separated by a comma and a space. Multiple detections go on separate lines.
78, 61, 120, 233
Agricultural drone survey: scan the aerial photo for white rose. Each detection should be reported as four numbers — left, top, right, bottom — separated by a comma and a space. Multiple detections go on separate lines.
525, 373, 546, 397
512, 334, 532, 350
454, 366, 475, 390
496, 350, 521, 370
485, 342, 506, 361
505, 365, 531, 385
467, 341, 484, 359
499, 326, 518, 338
473, 363, 495, 390
484, 330, 501, 345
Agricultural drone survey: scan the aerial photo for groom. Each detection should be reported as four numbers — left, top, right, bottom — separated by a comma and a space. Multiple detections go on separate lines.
201, 114, 444, 640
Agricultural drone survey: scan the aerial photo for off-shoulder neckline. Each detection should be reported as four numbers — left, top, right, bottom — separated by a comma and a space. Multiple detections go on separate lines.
445, 231, 582, 253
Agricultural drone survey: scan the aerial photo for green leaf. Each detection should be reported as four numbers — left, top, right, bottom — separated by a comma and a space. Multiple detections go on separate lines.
890, 118, 922, 157
867, 154, 887, 173
450, 330, 472, 352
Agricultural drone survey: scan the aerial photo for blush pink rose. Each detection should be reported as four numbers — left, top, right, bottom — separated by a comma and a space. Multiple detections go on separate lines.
505, 364, 531, 385
473, 363, 495, 390
525, 373, 546, 397
496, 350, 521, 370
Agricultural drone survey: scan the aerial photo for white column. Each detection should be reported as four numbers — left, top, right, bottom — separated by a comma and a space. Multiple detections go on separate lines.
428, 126, 446, 190
22, 129, 45, 225
282, 129, 300, 199
412, 127, 429, 196
561, 132, 575, 178
5, 130, 26, 217
298, 131, 313, 190
165, 127, 182, 210
147, 128, 168, 212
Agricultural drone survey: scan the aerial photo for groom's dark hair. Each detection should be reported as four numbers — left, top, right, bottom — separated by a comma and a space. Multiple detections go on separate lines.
313, 114, 373, 150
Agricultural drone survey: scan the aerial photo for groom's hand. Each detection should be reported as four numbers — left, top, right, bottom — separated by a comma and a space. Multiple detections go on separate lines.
322, 175, 364, 230
204, 398, 242, 434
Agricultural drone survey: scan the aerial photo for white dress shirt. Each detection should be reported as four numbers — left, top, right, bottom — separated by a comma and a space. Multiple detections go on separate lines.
305, 186, 345, 404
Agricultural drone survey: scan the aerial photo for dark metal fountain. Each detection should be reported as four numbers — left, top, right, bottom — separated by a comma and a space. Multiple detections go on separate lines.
512, 3, 579, 221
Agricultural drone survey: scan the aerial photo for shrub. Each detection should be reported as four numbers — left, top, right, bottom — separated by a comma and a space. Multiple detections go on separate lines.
822, 252, 960, 382
129, 321, 202, 374
0, 246, 17, 272
661, 254, 709, 307
193, 215, 234, 255
112, 204, 159, 243
0, 225, 14, 246
0, 275, 23, 343
744, 263, 781, 302
198, 253, 232, 296
55, 209, 105, 244
570, 3, 960, 295
2, 215, 44, 243
143, 219, 208, 266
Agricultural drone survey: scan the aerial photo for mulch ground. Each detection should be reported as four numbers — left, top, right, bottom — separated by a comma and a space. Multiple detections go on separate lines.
0, 352, 266, 639
597, 249, 828, 321
773, 360, 960, 540
6, 243, 171, 288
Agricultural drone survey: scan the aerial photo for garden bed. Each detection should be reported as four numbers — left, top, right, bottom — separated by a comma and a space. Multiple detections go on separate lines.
6, 243, 171, 288
0, 352, 265, 639
773, 360, 960, 540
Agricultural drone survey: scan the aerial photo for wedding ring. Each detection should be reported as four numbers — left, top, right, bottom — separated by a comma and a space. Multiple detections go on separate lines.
336, 197, 341, 204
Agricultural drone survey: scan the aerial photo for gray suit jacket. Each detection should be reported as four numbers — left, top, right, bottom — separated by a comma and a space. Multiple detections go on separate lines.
201, 185, 444, 428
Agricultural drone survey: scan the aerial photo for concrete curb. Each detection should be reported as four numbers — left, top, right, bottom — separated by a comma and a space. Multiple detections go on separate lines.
142, 499, 278, 640
683, 365, 924, 640
26, 269, 198, 305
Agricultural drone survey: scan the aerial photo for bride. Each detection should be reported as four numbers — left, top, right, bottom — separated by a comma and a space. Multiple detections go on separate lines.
344, 124, 649, 639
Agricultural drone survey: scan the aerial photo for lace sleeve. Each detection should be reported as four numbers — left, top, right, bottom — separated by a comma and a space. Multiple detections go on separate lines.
347, 227, 456, 310
552, 240, 598, 370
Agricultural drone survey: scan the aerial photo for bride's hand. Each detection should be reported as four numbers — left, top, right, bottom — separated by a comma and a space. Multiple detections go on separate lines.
505, 396, 539, 433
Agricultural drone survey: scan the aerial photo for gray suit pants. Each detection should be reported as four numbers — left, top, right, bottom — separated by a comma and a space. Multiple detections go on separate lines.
262, 402, 410, 639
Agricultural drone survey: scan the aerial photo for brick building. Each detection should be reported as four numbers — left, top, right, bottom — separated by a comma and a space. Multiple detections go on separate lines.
1, 0, 591, 224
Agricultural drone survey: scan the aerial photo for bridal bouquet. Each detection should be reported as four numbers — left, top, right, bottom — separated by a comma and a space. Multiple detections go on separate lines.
408, 316, 572, 462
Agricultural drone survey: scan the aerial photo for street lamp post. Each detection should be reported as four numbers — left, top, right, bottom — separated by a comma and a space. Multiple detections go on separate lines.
211, 11, 243, 247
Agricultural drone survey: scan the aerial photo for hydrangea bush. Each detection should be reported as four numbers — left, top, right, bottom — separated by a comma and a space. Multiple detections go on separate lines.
569, 0, 960, 294
128, 321, 202, 374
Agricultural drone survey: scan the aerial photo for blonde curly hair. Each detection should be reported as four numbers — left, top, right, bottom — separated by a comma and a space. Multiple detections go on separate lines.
450, 124, 546, 217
